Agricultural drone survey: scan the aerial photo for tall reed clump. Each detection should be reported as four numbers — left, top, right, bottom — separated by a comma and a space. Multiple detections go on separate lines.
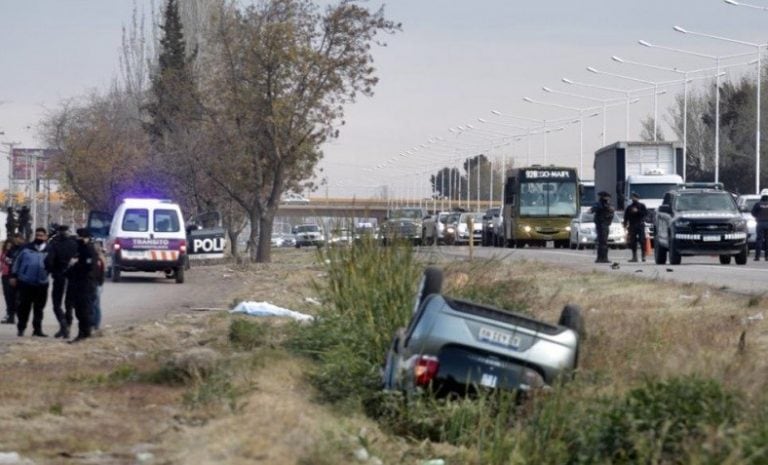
289, 238, 420, 404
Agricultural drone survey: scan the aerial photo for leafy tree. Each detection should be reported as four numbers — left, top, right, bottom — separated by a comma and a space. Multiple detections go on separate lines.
430, 167, 465, 200
638, 116, 665, 143
197, 0, 399, 262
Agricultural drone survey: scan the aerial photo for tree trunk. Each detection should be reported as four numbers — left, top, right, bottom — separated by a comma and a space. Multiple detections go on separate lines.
248, 209, 260, 262
256, 212, 274, 263
228, 227, 240, 258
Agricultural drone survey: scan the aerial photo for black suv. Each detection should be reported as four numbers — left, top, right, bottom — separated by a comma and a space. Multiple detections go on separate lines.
654, 188, 748, 265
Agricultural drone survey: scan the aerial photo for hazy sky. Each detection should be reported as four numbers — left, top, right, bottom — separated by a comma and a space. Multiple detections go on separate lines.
2, 0, 768, 198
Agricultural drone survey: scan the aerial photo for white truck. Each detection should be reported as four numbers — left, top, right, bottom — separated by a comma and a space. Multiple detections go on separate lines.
594, 141, 684, 237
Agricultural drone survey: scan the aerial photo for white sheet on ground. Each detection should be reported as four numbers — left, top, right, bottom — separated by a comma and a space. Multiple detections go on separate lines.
230, 301, 314, 321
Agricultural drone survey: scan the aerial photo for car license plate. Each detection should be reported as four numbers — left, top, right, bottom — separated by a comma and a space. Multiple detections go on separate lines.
478, 327, 521, 349
702, 235, 721, 242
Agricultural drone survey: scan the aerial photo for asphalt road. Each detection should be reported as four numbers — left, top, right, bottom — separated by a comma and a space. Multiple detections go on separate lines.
427, 244, 768, 295
0, 265, 244, 346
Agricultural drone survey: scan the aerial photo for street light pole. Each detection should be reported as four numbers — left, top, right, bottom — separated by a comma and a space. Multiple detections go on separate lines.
674, 25, 768, 193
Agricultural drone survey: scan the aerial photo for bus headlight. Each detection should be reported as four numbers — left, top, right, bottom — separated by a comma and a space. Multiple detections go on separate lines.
523, 225, 532, 233
565, 226, 571, 232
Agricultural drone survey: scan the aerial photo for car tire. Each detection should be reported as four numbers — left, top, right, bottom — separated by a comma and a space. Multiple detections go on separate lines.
558, 304, 585, 369
654, 238, 667, 265
175, 266, 185, 284
669, 239, 681, 265
412, 267, 443, 315
112, 266, 121, 283
719, 255, 732, 265
735, 246, 748, 265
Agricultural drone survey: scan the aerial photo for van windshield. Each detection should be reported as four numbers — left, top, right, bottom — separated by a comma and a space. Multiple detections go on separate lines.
122, 209, 149, 232
154, 209, 181, 232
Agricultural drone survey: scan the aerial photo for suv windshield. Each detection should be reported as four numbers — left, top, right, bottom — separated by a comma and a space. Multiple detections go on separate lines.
295, 225, 319, 233
675, 193, 736, 212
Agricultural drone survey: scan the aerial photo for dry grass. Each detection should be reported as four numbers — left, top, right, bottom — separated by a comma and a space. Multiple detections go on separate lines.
1, 248, 767, 464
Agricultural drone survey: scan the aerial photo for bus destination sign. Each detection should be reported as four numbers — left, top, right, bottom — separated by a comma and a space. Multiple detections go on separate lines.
522, 169, 575, 180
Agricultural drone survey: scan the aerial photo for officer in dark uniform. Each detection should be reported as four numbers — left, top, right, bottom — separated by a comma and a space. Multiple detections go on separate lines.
45, 225, 78, 338
623, 192, 648, 262
590, 191, 614, 263
751, 194, 768, 260
18, 206, 31, 243
5, 207, 16, 238
66, 228, 98, 343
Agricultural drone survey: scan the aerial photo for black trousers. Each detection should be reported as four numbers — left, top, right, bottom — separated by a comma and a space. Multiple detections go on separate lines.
16, 282, 49, 334
595, 223, 610, 261
51, 273, 73, 327
70, 285, 95, 338
2, 275, 16, 319
628, 223, 646, 257
756, 221, 768, 259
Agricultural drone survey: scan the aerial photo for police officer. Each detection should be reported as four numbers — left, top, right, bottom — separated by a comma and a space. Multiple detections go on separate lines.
45, 224, 78, 338
66, 228, 98, 343
623, 192, 648, 262
590, 191, 614, 263
751, 194, 768, 260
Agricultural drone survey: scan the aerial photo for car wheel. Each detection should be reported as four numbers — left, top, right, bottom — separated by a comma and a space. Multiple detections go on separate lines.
719, 255, 732, 265
654, 238, 667, 265
412, 267, 443, 315
735, 246, 748, 265
175, 266, 185, 284
112, 266, 121, 283
669, 239, 681, 265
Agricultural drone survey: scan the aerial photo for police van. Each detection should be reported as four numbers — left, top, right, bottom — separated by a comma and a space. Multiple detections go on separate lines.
88, 199, 188, 283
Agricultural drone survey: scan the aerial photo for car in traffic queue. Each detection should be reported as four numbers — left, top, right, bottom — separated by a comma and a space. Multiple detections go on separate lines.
568, 211, 627, 250
455, 212, 485, 245
382, 267, 584, 397
421, 211, 450, 245
736, 194, 760, 249
380, 207, 427, 245
441, 212, 462, 245
88, 198, 188, 283
292, 224, 325, 248
271, 232, 296, 248
654, 187, 748, 265
481, 207, 501, 246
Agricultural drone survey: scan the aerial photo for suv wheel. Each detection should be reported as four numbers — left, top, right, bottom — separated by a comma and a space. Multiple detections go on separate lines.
734, 246, 748, 265
669, 238, 682, 265
719, 255, 732, 265
654, 237, 668, 265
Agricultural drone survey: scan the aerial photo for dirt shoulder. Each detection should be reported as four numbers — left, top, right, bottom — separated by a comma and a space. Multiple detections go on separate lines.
1, 249, 767, 465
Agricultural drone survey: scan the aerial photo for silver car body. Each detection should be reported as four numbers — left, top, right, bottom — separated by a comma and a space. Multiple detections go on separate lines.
456, 212, 485, 244
569, 211, 626, 248
383, 294, 579, 393
736, 195, 760, 247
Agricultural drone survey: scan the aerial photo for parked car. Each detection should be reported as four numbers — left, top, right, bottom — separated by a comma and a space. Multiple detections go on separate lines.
455, 212, 485, 245
568, 212, 627, 250
271, 233, 296, 248
382, 267, 584, 397
736, 194, 760, 249
292, 224, 325, 248
654, 187, 748, 265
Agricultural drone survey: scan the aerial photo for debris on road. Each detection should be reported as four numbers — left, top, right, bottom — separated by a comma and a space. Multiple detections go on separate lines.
230, 301, 314, 321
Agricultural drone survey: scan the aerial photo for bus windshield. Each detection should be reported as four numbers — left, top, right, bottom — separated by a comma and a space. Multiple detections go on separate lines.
520, 181, 577, 217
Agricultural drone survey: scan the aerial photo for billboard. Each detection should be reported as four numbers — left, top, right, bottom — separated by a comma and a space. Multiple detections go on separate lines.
11, 148, 60, 181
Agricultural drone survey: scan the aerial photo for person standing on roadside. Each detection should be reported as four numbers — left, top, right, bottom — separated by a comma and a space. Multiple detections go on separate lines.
5, 207, 16, 238
91, 240, 106, 334
17, 206, 31, 243
0, 234, 23, 324
751, 194, 768, 261
590, 191, 614, 264
11, 227, 50, 337
623, 192, 648, 263
66, 228, 98, 343
45, 225, 78, 338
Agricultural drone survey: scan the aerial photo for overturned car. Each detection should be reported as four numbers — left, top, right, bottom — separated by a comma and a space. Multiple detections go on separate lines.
382, 267, 584, 396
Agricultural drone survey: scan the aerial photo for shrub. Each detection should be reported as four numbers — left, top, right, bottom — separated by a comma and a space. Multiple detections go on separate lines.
229, 318, 267, 350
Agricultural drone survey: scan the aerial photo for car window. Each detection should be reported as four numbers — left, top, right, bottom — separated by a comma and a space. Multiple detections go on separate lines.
122, 209, 149, 232
296, 225, 319, 233
153, 209, 180, 232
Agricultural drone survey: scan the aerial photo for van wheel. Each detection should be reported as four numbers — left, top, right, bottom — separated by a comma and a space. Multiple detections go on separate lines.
175, 266, 185, 284
112, 266, 121, 283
